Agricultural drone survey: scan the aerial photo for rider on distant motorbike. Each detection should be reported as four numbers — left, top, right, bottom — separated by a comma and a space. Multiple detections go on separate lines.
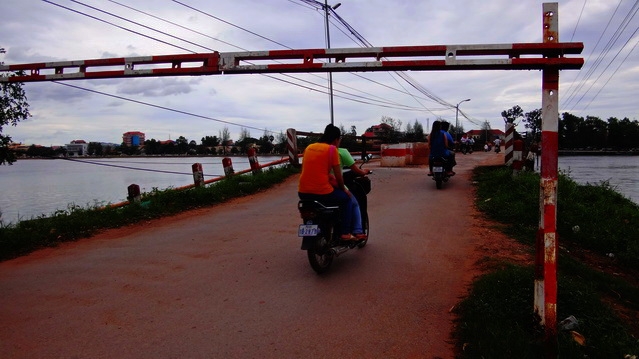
428, 120, 456, 175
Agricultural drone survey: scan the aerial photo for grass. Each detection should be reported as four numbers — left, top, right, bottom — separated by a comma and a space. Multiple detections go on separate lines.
0, 165, 299, 261
456, 166, 639, 357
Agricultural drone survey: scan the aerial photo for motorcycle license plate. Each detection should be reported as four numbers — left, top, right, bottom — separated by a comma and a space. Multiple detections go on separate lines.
298, 224, 320, 237
433, 166, 443, 173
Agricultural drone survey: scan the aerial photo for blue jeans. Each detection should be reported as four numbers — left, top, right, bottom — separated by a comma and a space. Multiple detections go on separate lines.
299, 189, 353, 235
350, 196, 363, 234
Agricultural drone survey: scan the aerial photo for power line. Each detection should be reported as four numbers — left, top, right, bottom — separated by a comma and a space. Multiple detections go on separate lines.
44, 0, 430, 129
53, 81, 277, 134
563, 0, 639, 111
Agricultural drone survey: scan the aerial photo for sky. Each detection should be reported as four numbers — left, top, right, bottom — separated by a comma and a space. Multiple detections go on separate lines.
1, 0, 638, 146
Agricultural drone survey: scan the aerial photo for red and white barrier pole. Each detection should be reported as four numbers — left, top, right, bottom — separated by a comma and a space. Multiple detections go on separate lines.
222, 157, 234, 177
192, 163, 204, 186
536, 3, 560, 356
287, 128, 299, 166
247, 147, 261, 174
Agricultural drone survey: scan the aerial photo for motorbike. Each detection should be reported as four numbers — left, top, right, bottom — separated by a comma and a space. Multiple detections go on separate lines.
297, 155, 372, 274
461, 142, 473, 155
428, 156, 453, 189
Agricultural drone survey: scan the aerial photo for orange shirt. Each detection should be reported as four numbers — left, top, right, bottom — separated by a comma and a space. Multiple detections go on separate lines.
298, 142, 339, 194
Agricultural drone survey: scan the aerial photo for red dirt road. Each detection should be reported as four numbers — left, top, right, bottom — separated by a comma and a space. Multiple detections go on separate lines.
0, 151, 507, 358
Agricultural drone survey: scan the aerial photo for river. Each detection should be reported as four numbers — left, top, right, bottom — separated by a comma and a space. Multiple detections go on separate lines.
0, 156, 285, 225
558, 155, 638, 204
0, 155, 637, 225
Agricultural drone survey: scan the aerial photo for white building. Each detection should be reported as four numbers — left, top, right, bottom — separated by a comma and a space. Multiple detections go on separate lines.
65, 140, 89, 156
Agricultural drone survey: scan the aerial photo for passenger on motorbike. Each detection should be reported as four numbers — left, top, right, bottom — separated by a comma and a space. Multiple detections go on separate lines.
338, 147, 371, 239
440, 121, 457, 174
298, 124, 359, 241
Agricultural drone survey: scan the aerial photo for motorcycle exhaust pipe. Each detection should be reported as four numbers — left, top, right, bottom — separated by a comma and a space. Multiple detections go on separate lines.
331, 246, 350, 257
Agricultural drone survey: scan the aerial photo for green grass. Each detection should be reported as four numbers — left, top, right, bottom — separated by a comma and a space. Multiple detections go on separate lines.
0, 165, 299, 261
455, 166, 639, 357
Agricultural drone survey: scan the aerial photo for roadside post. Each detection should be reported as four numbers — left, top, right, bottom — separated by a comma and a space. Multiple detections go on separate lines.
247, 147, 261, 175
287, 128, 299, 166
192, 163, 204, 186
223, 157, 234, 177
127, 184, 141, 203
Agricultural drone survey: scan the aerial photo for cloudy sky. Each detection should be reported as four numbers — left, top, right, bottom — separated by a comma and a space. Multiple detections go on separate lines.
1, 0, 638, 146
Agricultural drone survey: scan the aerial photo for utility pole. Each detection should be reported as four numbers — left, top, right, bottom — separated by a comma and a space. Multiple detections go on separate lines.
324, 1, 341, 125
455, 98, 471, 141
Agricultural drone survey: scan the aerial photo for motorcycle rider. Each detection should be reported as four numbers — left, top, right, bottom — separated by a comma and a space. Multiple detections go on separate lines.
298, 124, 361, 241
427, 120, 451, 175
439, 121, 457, 175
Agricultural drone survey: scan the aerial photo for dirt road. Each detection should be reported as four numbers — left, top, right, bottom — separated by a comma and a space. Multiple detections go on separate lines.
0, 151, 505, 358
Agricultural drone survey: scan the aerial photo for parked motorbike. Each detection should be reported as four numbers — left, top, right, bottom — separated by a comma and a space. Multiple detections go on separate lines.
297, 155, 372, 274
428, 156, 453, 189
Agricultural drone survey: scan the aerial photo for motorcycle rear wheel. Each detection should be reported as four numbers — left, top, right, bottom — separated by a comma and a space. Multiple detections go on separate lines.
435, 177, 443, 189
307, 232, 334, 274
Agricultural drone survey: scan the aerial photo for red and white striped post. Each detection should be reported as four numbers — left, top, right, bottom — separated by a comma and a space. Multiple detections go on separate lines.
247, 147, 261, 175
536, 3, 560, 356
512, 139, 524, 176
192, 163, 204, 186
287, 128, 299, 166
127, 184, 141, 203
504, 123, 515, 165
222, 157, 234, 177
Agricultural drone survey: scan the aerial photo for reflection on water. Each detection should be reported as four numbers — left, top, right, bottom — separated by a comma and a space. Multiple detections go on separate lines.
0, 156, 285, 224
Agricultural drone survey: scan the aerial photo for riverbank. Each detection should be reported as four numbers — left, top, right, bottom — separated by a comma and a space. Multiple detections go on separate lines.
455, 165, 639, 357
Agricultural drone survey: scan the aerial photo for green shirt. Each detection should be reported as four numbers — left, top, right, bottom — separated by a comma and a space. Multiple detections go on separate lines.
338, 148, 355, 168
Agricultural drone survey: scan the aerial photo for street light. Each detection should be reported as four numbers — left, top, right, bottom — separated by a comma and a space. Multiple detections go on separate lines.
324, 1, 341, 125
455, 98, 471, 140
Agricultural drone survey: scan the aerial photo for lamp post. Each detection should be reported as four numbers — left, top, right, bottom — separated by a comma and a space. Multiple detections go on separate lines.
324, 1, 341, 125
455, 98, 471, 140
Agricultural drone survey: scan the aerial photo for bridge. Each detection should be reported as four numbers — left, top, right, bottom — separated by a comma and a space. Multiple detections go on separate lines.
0, 151, 503, 357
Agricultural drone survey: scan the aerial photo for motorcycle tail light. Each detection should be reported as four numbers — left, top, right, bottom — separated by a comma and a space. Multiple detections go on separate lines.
299, 208, 317, 220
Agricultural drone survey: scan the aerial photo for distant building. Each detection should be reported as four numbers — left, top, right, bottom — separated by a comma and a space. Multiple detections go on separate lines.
66, 140, 88, 156
362, 123, 393, 139
466, 129, 506, 142
123, 131, 145, 147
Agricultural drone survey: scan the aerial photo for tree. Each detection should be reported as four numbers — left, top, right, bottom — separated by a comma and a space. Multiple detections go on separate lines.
176, 136, 189, 154
559, 112, 582, 149
219, 126, 231, 155
144, 139, 162, 155
274, 131, 287, 154
201, 135, 220, 147
380, 116, 403, 143
1, 71, 32, 165
501, 105, 524, 124
88, 142, 103, 156
256, 130, 274, 154
480, 121, 492, 144
523, 108, 542, 141
403, 120, 425, 142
